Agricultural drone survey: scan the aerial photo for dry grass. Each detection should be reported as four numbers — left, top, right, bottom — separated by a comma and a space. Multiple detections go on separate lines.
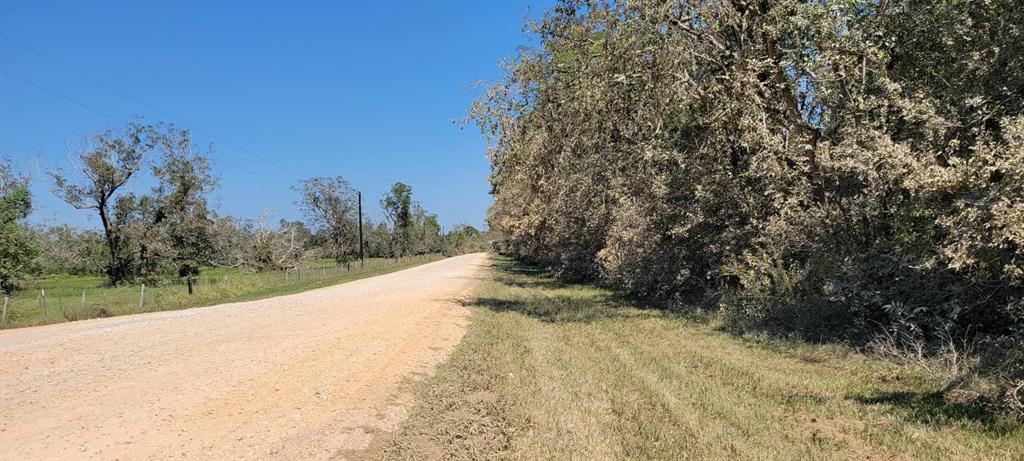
375, 256, 1024, 460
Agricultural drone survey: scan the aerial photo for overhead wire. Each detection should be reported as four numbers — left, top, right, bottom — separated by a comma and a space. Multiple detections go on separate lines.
0, 68, 290, 187
0, 32, 304, 184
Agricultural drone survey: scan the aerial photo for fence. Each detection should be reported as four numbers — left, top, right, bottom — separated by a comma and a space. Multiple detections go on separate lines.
0, 254, 441, 329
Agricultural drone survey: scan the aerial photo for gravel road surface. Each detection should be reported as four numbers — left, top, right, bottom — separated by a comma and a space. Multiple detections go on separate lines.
0, 253, 488, 460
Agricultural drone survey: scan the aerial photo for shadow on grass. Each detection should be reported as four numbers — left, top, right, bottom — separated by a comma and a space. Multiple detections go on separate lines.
460, 256, 666, 324
461, 295, 662, 324
491, 262, 568, 290
494, 276, 569, 290
851, 391, 1019, 433
496, 260, 546, 277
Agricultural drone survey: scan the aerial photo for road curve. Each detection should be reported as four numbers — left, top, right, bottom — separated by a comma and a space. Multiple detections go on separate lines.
0, 253, 488, 460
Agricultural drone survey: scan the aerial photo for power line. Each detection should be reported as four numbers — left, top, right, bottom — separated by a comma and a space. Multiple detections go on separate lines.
0, 69, 122, 123
0, 69, 290, 187
0, 31, 183, 124
0, 31, 304, 178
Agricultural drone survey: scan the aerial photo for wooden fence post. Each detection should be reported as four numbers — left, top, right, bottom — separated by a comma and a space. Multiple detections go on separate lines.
81, 289, 86, 308
40, 289, 46, 321
2, 296, 8, 324
138, 284, 146, 311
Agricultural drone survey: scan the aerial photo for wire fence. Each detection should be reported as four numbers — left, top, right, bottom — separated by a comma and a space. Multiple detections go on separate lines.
1, 254, 441, 330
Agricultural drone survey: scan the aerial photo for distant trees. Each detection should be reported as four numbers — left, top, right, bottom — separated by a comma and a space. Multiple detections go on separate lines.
250, 217, 309, 272
204, 214, 315, 273
363, 221, 391, 258
411, 207, 441, 255
295, 176, 359, 264
378, 182, 448, 257
380, 182, 413, 257
208, 215, 253, 270
0, 158, 38, 294
34, 225, 106, 275
5, 121, 477, 295
440, 224, 489, 256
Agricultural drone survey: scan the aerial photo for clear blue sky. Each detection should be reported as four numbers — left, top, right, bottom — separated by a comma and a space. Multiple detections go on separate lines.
0, 1, 548, 230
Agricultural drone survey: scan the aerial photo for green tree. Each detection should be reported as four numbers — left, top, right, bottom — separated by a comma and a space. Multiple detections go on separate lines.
411, 205, 440, 254
294, 176, 358, 264
364, 221, 391, 258
380, 182, 413, 257
440, 224, 488, 256
51, 123, 157, 285
0, 158, 39, 294
153, 128, 218, 293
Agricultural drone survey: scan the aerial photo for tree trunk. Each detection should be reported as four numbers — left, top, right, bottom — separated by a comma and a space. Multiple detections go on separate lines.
97, 202, 126, 285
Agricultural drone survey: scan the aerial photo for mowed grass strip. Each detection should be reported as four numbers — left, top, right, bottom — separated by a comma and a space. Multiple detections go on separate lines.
374, 256, 1024, 460
2, 255, 443, 329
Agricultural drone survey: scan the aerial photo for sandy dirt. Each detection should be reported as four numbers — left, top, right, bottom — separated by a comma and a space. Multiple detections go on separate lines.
0, 253, 488, 460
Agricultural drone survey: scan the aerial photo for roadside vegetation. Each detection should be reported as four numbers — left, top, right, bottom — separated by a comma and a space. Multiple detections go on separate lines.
1, 255, 440, 329
473, 0, 1024, 416
0, 124, 490, 329
375, 257, 1024, 460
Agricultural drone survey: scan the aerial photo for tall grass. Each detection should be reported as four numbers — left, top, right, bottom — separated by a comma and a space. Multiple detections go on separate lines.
1, 255, 442, 329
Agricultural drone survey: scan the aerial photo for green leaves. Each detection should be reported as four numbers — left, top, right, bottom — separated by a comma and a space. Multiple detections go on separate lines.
0, 158, 38, 294
295, 176, 359, 263
0, 186, 31, 224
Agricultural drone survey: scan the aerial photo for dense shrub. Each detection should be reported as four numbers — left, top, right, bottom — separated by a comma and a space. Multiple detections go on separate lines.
474, 0, 1024, 407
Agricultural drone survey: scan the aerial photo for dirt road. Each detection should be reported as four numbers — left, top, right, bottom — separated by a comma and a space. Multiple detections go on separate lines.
0, 253, 487, 460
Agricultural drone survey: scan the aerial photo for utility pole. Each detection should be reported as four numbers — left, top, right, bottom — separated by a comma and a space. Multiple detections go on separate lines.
358, 190, 365, 268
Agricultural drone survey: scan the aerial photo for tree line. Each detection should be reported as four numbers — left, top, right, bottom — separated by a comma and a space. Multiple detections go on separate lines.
475, 0, 1023, 409
1, 122, 490, 292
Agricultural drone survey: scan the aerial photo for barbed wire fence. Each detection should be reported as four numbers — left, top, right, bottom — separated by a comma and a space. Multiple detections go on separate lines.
0, 254, 437, 329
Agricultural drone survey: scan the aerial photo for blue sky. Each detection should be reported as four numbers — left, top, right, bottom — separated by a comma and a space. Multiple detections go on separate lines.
0, 1, 548, 230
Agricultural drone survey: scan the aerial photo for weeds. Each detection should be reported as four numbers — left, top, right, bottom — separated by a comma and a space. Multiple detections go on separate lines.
867, 325, 1024, 420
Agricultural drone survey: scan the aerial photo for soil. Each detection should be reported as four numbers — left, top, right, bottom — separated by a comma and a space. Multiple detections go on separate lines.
0, 253, 487, 460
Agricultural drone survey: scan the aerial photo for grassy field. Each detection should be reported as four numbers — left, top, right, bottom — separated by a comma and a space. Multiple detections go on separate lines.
371, 256, 1024, 460
1, 255, 443, 329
